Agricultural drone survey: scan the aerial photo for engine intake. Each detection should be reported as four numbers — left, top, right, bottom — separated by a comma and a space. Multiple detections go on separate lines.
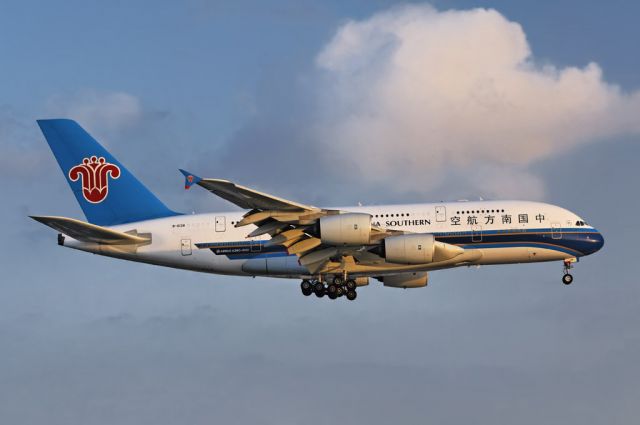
318, 213, 372, 246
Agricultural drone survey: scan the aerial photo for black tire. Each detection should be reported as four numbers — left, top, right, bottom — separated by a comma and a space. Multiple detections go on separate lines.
327, 284, 338, 295
562, 274, 573, 285
346, 290, 357, 301
336, 286, 345, 297
315, 288, 325, 298
301, 280, 313, 292
333, 276, 344, 286
346, 279, 357, 291
314, 281, 325, 292
328, 292, 337, 300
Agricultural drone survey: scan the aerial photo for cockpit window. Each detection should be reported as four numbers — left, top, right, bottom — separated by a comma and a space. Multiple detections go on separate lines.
575, 220, 587, 226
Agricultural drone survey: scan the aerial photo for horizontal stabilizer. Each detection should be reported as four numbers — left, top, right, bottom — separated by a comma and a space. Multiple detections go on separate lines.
30, 215, 151, 245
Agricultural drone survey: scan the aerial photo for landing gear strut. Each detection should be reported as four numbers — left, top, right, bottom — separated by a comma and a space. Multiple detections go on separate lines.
562, 259, 575, 285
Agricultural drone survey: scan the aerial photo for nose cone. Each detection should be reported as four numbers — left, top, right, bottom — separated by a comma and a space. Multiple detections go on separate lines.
585, 230, 605, 255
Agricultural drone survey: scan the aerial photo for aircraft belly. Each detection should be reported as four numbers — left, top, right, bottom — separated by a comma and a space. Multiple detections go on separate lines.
475, 246, 569, 264
242, 256, 307, 276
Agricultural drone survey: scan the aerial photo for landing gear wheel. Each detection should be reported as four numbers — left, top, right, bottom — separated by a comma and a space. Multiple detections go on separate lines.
346, 290, 357, 301
336, 286, 345, 297
327, 284, 338, 296
301, 280, 313, 296
314, 281, 325, 297
562, 273, 573, 285
345, 279, 357, 291
328, 292, 338, 300
333, 276, 344, 286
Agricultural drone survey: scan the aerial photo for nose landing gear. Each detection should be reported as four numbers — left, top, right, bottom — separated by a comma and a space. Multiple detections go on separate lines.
562, 259, 576, 285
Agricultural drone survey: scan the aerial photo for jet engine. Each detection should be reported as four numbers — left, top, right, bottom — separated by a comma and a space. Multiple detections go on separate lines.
378, 234, 465, 264
317, 213, 372, 245
383, 234, 436, 264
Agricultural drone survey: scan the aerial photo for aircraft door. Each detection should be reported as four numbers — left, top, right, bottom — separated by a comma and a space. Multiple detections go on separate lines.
551, 223, 562, 239
435, 206, 446, 222
181, 238, 192, 256
472, 225, 482, 242
215, 216, 226, 232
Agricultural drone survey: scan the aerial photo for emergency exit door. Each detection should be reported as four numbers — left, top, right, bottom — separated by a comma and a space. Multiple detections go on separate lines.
215, 216, 226, 232
181, 239, 192, 256
435, 206, 446, 222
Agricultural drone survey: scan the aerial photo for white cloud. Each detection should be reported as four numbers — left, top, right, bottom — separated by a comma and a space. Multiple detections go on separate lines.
45, 90, 142, 139
313, 4, 640, 199
0, 91, 143, 179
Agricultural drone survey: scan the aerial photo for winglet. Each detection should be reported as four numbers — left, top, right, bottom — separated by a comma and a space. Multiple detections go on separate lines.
179, 169, 202, 190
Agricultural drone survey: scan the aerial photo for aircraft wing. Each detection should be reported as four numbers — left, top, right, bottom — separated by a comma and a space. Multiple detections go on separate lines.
180, 171, 473, 275
179, 169, 315, 211
178, 171, 476, 275
180, 170, 411, 274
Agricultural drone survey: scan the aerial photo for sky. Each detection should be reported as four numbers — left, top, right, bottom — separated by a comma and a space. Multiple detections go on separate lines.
1, 1, 639, 424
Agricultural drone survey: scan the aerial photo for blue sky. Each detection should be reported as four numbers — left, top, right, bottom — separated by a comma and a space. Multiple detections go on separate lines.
1, 1, 639, 424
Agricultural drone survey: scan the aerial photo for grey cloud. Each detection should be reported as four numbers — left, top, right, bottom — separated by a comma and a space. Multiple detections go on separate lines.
2, 259, 639, 425
0, 106, 53, 179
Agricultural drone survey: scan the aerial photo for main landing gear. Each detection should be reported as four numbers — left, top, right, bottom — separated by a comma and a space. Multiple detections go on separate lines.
562, 259, 575, 285
300, 276, 358, 301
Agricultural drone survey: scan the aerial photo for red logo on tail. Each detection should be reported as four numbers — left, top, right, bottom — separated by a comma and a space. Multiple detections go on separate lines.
68, 156, 121, 203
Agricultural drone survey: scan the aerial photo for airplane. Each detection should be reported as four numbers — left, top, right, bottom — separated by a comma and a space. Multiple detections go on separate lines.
31, 119, 604, 301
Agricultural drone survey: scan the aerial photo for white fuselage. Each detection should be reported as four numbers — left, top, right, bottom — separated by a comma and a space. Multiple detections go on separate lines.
62, 200, 604, 279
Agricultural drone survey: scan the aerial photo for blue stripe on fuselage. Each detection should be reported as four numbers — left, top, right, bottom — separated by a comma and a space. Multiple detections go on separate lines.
435, 228, 602, 256
196, 228, 602, 259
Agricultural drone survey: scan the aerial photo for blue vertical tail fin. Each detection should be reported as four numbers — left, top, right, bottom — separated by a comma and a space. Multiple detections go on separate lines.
37, 119, 180, 226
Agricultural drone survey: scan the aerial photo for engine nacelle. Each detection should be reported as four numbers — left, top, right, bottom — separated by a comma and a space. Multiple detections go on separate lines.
318, 213, 372, 246
382, 272, 428, 288
383, 234, 435, 264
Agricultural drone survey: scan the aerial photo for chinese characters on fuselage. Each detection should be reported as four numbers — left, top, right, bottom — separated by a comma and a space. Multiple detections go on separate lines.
373, 213, 547, 228
450, 212, 546, 226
